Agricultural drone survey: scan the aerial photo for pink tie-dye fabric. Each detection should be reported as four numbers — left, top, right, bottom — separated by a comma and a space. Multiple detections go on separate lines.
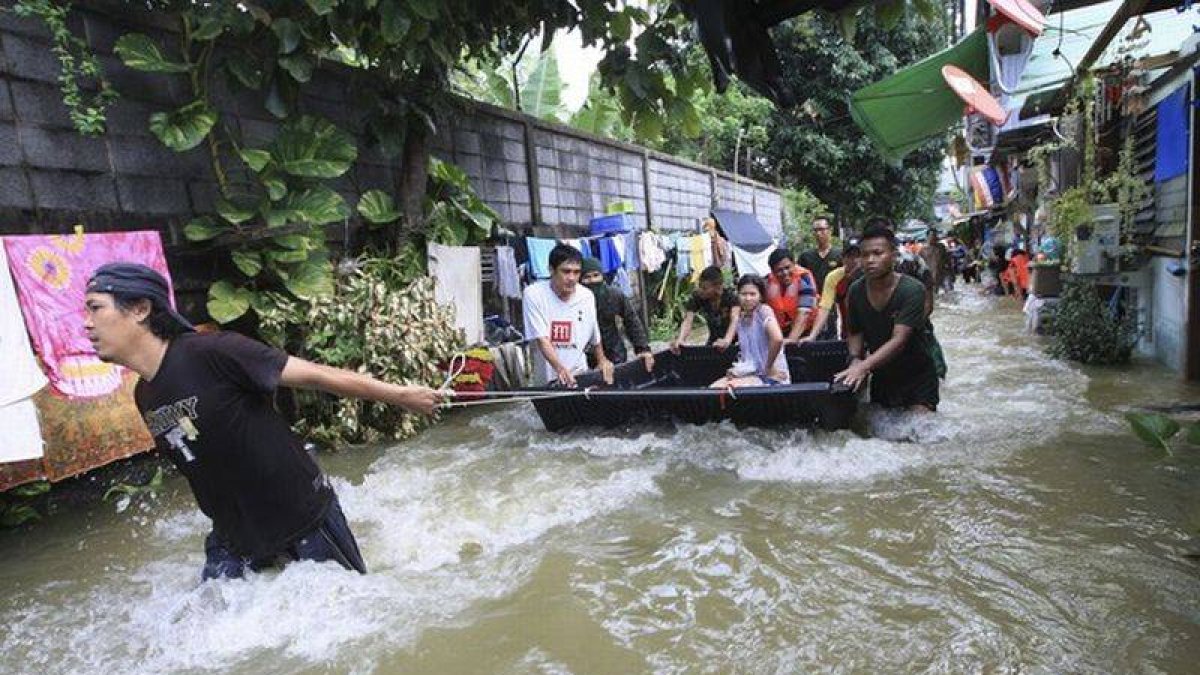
2, 231, 175, 399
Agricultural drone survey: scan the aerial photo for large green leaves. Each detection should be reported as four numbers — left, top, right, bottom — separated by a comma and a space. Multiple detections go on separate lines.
379, 0, 412, 44
265, 185, 349, 227
272, 18, 302, 54
1126, 412, 1181, 455
149, 101, 217, 151
183, 216, 223, 242
207, 280, 254, 323
270, 116, 358, 178
282, 256, 334, 300
357, 190, 402, 224
519, 51, 564, 122
232, 249, 263, 277
305, 0, 340, 15
114, 34, 191, 73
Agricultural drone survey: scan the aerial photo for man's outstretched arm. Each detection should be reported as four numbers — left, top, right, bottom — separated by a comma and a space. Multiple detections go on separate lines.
280, 357, 443, 415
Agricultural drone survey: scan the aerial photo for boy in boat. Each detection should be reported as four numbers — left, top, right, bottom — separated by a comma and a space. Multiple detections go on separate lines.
710, 274, 789, 388
579, 258, 654, 373
523, 243, 614, 387
834, 222, 940, 412
670, 265, 738, 351
765, 248, 819, 344
83, 263, 443, 581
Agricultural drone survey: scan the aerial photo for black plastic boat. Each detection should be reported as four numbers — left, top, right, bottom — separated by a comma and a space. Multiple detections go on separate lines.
527, 341, 857, 432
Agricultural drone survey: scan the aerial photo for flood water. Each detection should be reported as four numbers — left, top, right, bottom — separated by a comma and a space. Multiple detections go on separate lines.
2, 291, 1199, 674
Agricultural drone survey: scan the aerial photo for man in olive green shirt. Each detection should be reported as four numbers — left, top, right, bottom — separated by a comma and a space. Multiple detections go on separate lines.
834, 221, 939, 412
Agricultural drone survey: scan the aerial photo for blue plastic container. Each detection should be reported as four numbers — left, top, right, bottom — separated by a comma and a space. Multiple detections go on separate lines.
589, 213, 632, 235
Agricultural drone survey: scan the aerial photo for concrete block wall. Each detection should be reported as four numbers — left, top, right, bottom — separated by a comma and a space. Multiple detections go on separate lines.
0, 4, 786, 294
647, 157, 712, 233
715, 175, 757, 223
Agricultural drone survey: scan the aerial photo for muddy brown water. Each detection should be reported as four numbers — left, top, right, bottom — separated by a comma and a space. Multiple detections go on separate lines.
2, 292, 1199, 674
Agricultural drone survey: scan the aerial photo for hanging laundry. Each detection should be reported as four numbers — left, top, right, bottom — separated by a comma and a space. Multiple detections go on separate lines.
639, 232, 665, 273
689, 233, 711, 282
614, 267, 634, 297
676, 238, 692, 279
564, 238, 594, 259
732, 244, 777, 276
494, 245, 521, 299
428, 243, 484, 345
622, 231, 640, 271
598, 237, 622, 274
4, 231, 173, 398
0, 243, 47, 463
711, 234, 731, 269
525, 237, 557, 279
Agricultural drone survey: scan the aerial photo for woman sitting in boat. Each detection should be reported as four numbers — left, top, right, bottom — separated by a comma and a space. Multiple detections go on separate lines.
711, 274, 790, 388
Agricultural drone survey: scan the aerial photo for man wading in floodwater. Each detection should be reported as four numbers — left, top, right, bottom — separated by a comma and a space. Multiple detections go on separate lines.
834, 222, 940, 412
84, 263, 442, 580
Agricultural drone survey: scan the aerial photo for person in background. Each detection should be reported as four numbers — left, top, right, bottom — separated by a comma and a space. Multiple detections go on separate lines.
580, 258, 654, 373
920, 229, 950, 294
671, 265, 738, 351
835, 222, 940, 412
1007, 246, 1031, 300
83, 263, 443, 581
710, 274, 789, 388
765, 248, 819, 344
987, 244, 1009, 295
799, 216, 842, 290
523, 244, 614, 387
801, 237, 862, 342
800, 216, 842, 339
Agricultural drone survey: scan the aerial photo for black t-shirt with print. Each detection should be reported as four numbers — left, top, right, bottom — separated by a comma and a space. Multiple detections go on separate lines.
684, 287, 738, 344
800, 248, 842, 289
134, 332, 332, 559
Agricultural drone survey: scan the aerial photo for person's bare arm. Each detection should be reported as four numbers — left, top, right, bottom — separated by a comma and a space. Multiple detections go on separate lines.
785, 310, 806, 343
534, 336, 575, 386
763, 314, 785, 380
713, 306, 740, 350
280, 357, 443, 415
801, 307, 829, 343
834, 325, 914, 390
671, 312, 695, 352
593, 343, 614, 384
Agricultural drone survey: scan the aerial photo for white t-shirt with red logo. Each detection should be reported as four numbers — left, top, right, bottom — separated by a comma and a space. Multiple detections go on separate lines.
522, 280, 600, 385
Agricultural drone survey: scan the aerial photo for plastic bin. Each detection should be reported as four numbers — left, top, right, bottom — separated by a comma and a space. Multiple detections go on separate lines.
589, 213, 633, 235
1030, 264, 1062, 297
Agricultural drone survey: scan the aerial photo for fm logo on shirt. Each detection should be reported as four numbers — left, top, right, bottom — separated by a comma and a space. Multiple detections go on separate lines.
550, 320, 573, 347
144, 396, 200, 463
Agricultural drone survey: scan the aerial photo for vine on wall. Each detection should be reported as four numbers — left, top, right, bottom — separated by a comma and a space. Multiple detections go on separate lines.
11, 0, 118, 135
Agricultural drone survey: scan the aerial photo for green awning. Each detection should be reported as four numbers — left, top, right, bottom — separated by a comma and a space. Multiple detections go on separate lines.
850, 28, 989, 161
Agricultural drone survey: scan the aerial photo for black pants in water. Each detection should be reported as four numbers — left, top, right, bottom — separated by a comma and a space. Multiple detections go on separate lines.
201, 493, 367, 581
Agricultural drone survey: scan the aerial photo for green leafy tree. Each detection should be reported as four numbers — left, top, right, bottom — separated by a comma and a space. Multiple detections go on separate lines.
766, 10, 949, 226
650, 7, 950, 227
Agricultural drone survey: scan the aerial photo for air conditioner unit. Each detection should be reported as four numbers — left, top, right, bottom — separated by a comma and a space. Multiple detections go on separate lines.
1072, 203, 1120, 274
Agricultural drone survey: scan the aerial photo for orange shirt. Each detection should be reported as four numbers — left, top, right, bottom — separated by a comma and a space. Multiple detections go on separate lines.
766, 267, 819, 334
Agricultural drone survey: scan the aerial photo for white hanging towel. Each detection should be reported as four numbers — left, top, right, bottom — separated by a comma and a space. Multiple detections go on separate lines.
427, 243, 484, 345
639, 232, 666, 272
494, 245, 521, 299
731, 244, 777, 277
0, 243, 47, 463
